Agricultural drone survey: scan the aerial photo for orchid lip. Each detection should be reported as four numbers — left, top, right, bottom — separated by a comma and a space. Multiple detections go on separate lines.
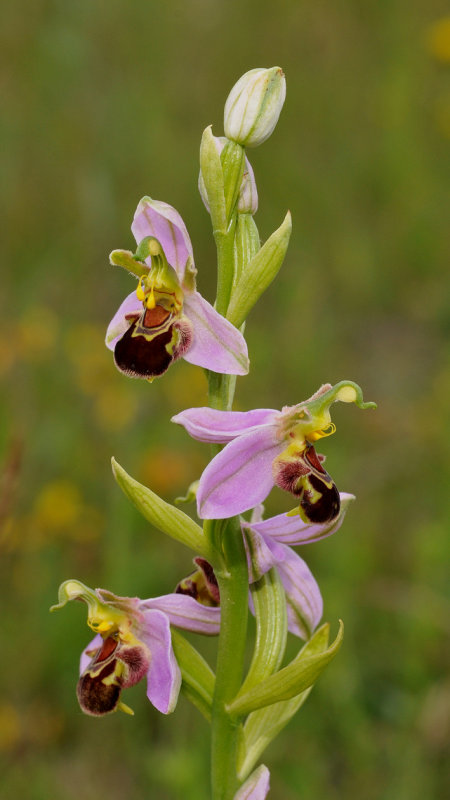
113, 291, 195, 379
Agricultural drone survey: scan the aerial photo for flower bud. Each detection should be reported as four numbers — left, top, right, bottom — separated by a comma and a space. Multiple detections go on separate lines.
224, 67, 286, 148
198, 135, 258, 215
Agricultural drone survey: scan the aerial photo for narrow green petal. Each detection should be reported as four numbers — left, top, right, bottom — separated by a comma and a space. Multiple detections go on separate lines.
109, 249, 149, 279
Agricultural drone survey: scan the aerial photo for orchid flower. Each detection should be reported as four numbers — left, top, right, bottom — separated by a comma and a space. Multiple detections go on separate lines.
173, 381, 375, 519
106, 197, 249, 380
51, 579, 220, 716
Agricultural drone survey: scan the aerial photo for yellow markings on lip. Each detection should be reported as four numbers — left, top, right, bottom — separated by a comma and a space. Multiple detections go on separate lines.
301, 478, 323, 504
102, 667, 123, 687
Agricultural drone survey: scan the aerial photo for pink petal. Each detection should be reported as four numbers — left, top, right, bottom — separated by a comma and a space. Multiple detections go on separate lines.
131, 197, 193, 282
242, 525, 288, 583
197, 425, 282, 518
141, 609, 181, 714
172, 407, 277, 444
140, 594, 221, 635
246, 492, 355, 544
105, 290, 141, 350
183, 291, 249, 375
276, 545, 323, 639
79, 634, 102, 674
234, 765, 270, 799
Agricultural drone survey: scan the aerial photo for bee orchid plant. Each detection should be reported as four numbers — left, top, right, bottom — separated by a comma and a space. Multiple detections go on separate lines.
52, 67, 375, 800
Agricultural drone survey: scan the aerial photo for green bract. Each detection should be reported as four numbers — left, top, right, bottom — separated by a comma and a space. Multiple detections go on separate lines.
200, 125, 227, 234
111, 458, 209, 557
226, 212, 292, 328
237, 624, 331, 781
227, 620, 344, 716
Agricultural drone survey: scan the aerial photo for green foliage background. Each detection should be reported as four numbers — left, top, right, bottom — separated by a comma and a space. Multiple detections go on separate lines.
1, 1, 449, 797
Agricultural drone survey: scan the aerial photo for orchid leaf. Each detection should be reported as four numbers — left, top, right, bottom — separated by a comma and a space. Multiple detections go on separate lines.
112, 458, 210, 556
171, 630, 215, 722
233, 214, 260, 288
228, 620, 343, 716
237, 624, 330, 779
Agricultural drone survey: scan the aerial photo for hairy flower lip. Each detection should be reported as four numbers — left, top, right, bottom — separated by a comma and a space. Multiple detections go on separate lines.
113, 310, 193, 379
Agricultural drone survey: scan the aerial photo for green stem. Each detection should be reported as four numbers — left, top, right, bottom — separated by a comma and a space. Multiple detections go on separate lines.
205, 146, 259, 793
208, 372, 236, 412
210, 517, 249, 800
206, 365, 248, 798
214, 221, 237, 317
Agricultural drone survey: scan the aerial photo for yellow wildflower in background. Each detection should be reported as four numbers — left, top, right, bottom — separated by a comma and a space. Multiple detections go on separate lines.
16, 307, 59, 362
433, 95, 450, 138
0, 705, 21, 753
426, 17, 450, 63
34, 480, 83, 530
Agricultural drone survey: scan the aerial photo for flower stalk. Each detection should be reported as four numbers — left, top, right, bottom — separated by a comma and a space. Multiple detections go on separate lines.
53, 65, 375, 800
209, 517, 250, 800
204, 136, 254, 791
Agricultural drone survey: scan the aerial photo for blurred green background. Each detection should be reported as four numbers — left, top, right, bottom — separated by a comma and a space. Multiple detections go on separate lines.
1, 0, 449, 798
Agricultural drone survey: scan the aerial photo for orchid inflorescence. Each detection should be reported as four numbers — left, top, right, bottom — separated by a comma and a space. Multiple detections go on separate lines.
52, 67, 375, 800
